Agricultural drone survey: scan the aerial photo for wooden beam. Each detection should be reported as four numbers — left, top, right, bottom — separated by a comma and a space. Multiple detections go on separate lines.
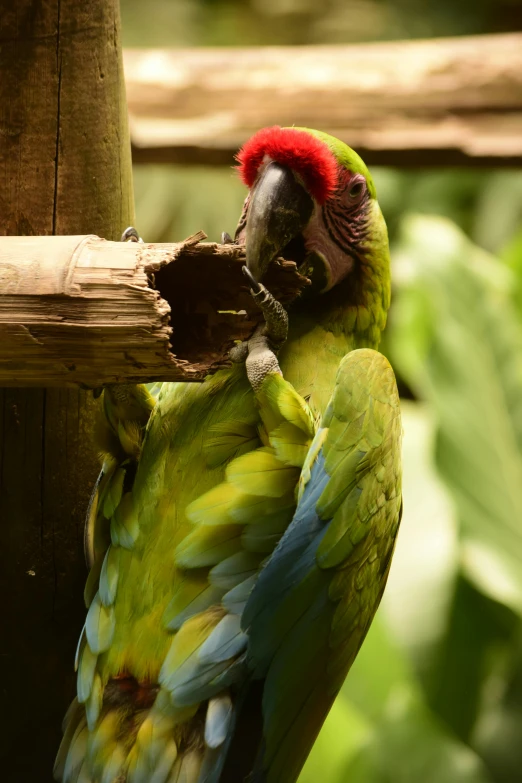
0, 234, 307, 387
124, 33, 522, 168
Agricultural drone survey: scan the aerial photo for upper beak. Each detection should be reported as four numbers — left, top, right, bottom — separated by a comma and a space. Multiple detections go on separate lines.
245, 161, 314, 283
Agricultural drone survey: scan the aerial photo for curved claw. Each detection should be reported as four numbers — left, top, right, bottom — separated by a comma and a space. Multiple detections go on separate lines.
246, 279, 288, 348
241, 267, 288, 390
253, 287, 288, 347
121, 226, 143, 243
242, 265, 262, 294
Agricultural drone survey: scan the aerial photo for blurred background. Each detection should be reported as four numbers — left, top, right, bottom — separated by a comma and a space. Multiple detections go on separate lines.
121, 1, 522, 781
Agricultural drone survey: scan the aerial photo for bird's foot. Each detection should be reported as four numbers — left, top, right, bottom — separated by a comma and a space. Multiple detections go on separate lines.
229, 341, 249, 364
242, 267, 288, 348
244, 329, 284, 392
229, 268, 288, 392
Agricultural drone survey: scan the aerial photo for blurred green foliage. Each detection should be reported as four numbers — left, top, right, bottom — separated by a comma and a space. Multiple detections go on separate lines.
122, 0, 522, 779
121, 0, 522, 47
300, 209, 522, 782
131, 174, 522, 782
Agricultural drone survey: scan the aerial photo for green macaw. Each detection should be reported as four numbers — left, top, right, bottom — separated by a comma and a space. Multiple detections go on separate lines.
55, 126, 402, 783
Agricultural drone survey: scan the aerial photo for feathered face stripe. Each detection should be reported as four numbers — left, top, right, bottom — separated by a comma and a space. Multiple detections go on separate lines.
322, 168, 370, 258
301, 167, 371, 290
236, 126, 338, 204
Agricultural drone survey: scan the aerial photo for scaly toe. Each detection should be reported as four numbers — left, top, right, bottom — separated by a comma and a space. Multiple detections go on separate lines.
229, 341, 249, 363
253, 289, 288, 348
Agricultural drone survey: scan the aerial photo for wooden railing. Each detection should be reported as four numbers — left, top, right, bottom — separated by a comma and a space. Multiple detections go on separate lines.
125, 33, 522, 168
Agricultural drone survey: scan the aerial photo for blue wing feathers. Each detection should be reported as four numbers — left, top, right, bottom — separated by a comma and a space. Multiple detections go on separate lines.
238, 349, 402, 783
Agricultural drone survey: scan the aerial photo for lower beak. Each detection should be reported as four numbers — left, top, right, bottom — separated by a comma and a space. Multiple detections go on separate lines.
245, 161, 314, 283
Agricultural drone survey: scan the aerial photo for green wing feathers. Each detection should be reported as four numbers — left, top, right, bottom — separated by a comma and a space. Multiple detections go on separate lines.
57, 374, 316, 783
83, 384, 156, 570
159, 373, 316, 696
58, 382, 161, 781
58, 350, 401, 783
316, 348, 402, 568
243, 349, 402, 783
56, 120, 399, 783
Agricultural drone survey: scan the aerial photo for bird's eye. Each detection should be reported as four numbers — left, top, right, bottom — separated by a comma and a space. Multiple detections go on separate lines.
348, 181, 364, 199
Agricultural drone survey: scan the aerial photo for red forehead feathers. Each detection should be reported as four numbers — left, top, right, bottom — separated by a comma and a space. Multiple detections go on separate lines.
236, 126, 338, 205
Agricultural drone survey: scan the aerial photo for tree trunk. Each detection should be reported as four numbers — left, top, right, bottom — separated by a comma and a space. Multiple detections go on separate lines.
0, 1, 134, 779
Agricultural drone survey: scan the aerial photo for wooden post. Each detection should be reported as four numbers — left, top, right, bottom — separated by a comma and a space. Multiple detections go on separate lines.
0, 1, 134, 778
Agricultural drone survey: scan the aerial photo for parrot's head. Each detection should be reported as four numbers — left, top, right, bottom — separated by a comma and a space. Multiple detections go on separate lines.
236, 126, 390, 341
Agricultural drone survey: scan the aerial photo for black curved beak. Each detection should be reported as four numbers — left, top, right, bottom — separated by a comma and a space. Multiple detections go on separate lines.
245, 161, 314, 283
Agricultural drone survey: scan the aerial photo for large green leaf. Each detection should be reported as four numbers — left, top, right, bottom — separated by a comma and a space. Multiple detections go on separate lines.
473, 172, 522, 256
298, 698, 372, 783
390, 216, 522, 615
345, 695, 492, 783
299, 401, 482, 783
382, 402, 457, 681
383, 407, 515, 747
425, 574, 516, 742
299, 613, 492, 783
474, 631, 522, 782
341, 618, 492, 783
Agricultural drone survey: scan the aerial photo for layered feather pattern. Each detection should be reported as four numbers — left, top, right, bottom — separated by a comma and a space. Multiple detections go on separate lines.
56, 371, 316, 783
242, 349, 402, 783
57, 127, 399, 783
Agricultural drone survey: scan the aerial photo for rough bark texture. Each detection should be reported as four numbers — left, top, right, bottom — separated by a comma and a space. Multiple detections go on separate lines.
0, 233, 308, 386
0, 1, 134, 779
124, 33, 522, 167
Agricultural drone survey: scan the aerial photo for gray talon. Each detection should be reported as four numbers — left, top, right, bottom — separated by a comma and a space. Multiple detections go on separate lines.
242, 265, 262, 294
221, 231, 234, 244
121, 226, 143, 243
238, 281, 288, 392
251, 283, 288, 348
